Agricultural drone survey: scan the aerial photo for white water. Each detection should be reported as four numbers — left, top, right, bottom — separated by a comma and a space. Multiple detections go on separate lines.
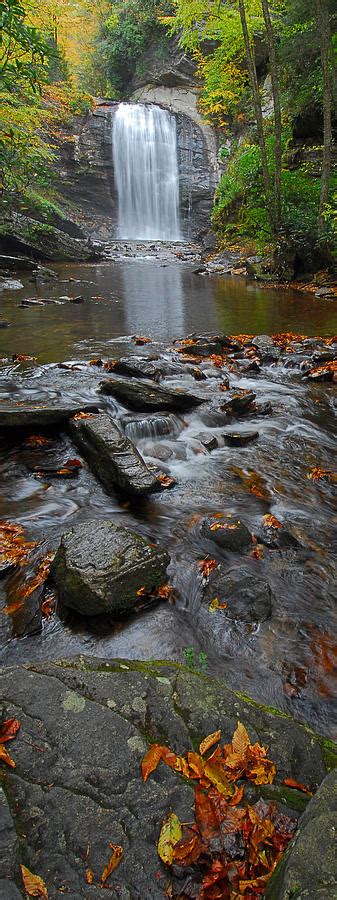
112, 103, 181, 241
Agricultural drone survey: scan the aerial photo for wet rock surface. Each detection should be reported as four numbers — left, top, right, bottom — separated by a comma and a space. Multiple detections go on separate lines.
99, 375, 205, 411
0, 659, 335, 899
51, 520, 170, 616
202, 565, 274, 624
69, 412, 159, 497
0, 401, 98, 429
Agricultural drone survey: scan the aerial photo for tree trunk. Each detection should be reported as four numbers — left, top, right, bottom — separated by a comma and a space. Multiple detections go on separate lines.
315, 0, 332, 233
261, 0, 282, 233
238, 0, 274, 232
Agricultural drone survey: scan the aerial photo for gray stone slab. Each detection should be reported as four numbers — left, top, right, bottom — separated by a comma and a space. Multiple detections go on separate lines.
99, 375, 205, 411
0, 402, 98, 430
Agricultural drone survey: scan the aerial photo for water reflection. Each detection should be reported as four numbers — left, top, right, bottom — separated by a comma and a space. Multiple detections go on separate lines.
121, 260, 185, 335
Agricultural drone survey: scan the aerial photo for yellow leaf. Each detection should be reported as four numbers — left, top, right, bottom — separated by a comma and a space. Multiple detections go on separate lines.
203, 761, 233, 797
20, 865, 48, 898
157, 812, 183, 865
101, 843, 123, 885
85, 869, 94, 884
0, 743, 16, 768
199, 730, 221, 757
232, 721, 250, 759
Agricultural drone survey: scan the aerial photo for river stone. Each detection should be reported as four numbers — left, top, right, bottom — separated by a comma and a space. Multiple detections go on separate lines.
0, 401, 98, 429
266, 770, 337, 899
195, 432, 218, 451
200, 517, 252, 551
51, 520, 170, 616
252, 334, 275, 350
0, 658, 335, 899
224, 430, 259, 446
69, 412, 159, 497
221, 391, 256, 415
203, 565, 273, 623
99, 375, 204, 411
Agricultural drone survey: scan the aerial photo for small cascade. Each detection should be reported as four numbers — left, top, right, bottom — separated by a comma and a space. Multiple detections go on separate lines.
112, 103, 181, 241
123, 414, 183, 442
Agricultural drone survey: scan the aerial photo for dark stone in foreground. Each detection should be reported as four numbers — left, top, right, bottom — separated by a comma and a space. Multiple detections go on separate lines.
200, 517, 252, 552
0, 658, 335, 899
203, 565, 273, 623
99, 376, 205, 411
51, 520, 170, 616
69, 412, 159, 497
0, 402, 98, 429
224, 430, 259, 446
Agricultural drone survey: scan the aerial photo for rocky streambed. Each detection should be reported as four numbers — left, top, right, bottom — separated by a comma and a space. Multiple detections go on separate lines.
0, 255, 336, 898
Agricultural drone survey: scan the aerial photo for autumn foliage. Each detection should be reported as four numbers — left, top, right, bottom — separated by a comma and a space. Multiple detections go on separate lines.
142, 723, 297, 898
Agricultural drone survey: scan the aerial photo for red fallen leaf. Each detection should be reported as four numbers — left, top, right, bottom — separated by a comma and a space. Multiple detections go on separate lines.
194, 784, 220, 843
101, 843, 123, 885
283, 777, 313, 795
251, 544, 264, 560
20, 865, 48, 898
24, 435, 51, 448
198, 558, 219, 578
12, 354, 37, 363
64, 458, 82, 468
0, 743, 16, 767
263, 514, 283, 529
307, 467, 337, 483
72, 411, 95, 420
156, 583, 172, 600
0, 717, 20, 743
132, 335, 152, 345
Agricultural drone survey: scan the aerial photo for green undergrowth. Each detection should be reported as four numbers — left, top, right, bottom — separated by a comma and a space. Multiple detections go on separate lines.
213, 135, 336, 265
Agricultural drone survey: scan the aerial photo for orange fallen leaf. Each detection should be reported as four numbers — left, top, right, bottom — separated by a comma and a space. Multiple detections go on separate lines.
0, 743, 16, 767
251, 544, 264, 559
307, 467, 337, 483
156, 583, 172, 600
12, 354, 37, 362
263, 514, 283, 529
198, 558, 219, 578
20, 865, 48, 898
132, 335, 152, 345
0, 717, 20, 743
136, 586, 147, 597
85, 868, 94, 884
101, 843, 123, 885
156, 473, 176, 489
283, 777, 313, 795
199, 730, 221, 757
141, 744, 164, 781
72, 411, 95, 420
24, 435, 50, 448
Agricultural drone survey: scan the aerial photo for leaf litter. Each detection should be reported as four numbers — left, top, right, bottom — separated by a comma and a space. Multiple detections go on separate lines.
142, 722, 298, 898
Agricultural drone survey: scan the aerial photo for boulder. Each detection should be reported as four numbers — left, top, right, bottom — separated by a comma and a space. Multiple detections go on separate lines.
266, 770, 337, 899
0, 402, 98, 430
0, 212, 102, 262
224, 430, 259, 446
69, 412, 160, 497
0, 658, 335, 899
99, 376, 204, 412
200, 518, 252, 552
221, 391, 256, 416
51, 520, 170, 616
203, 565, 273, 624
194, 432, 218, 451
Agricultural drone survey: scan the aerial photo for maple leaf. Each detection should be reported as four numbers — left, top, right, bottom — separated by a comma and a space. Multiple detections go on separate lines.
157, 813, 182, 865
0, 717, 20, 743
20, 865, 48, 898
101, 843, 123, 885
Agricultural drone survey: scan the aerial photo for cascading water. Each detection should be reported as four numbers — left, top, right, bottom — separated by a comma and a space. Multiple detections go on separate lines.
112, 103, 181, 241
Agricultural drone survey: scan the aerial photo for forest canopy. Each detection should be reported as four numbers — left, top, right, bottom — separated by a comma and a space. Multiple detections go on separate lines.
0, 0, 336, 267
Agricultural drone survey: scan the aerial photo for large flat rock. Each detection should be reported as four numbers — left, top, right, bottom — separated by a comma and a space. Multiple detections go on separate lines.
69, 412, 159, 497
99, 375, 205, 411
51, 520, 170, 615
0, 658, 335, 899
0, 401, 98, 429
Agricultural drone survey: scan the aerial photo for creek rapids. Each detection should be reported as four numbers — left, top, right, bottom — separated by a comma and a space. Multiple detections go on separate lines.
0, 246, 336, 742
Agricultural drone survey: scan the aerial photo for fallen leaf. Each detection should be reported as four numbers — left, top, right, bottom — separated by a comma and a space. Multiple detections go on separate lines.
132, 335, 152, 345
0, 717, 20, 743
12, 354, 37, 363
101, 843, 123, 885
156, 473, 176, 489
198, 558, 219, 578
0, 743, 16, 767
24, 435, 50, 448
141, 744, 164, 781
157, 813, 182, 864
20, 865, 48, 898
72, 411, 95, 420
85, 869, 94, 884
283, 778, 313, 795
263, 514, 283, 529
307, 467, 337, 483
156, 583, 172, 600
199, 730, 221, 757
208, 597, 228, 612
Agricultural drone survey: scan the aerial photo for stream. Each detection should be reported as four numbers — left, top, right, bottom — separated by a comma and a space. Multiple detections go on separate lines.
0, 248, 336, 740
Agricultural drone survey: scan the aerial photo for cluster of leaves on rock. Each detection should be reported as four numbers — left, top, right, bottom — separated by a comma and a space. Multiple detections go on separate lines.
141, 722, 304, 898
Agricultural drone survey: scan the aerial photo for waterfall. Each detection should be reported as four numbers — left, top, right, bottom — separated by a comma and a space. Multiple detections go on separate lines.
113, 103, 181, 241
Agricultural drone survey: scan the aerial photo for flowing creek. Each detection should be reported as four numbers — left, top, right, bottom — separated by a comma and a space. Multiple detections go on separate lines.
0, 250, 336, 739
